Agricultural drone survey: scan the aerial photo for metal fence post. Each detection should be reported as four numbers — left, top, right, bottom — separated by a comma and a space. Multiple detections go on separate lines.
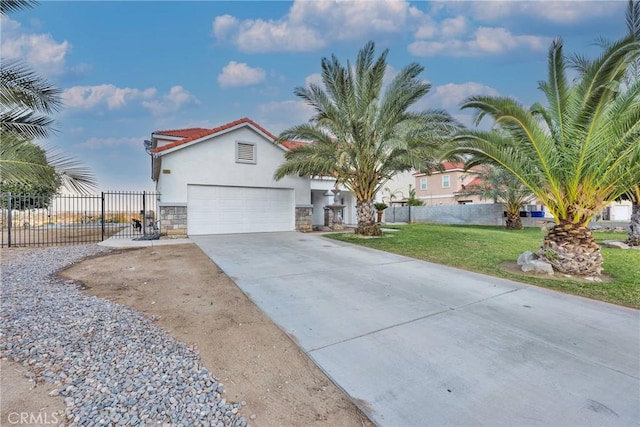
7, 192, 12, 248
101, 192, 105, 241
142, 191, 146, 235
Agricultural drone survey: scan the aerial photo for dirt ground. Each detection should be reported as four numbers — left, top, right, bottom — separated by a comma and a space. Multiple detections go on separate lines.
2, 244, 372, 426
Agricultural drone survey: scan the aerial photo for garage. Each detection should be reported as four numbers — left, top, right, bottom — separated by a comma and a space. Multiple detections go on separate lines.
613, 204, 631, 221
187, 185, 295, 235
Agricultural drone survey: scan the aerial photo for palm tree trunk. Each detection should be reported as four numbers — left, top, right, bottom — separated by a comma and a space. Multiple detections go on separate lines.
627, 202, 640, 246
505, 211, 523, 230
538, 221, 603, 275
355, 199, 381, 236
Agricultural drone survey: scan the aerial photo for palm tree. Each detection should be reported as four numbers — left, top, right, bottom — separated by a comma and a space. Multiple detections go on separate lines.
274, 41, 459, 236
621, 0, 639, 246
1, 132, 96, 194
627, 185, 640, 246
457, 165, 534, 230
450, 36, 640, 275
0, 0, 96, 193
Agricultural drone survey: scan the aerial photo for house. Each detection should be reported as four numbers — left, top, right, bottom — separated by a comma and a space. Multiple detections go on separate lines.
413, 163, 487, 206
378, 170, 418, 207
149, 117, 386, 235
413, 162, 631, 222
149, 118, 313, 235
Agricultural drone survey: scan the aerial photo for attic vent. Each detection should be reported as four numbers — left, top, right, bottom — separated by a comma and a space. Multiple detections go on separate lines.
236, 142, 256, 164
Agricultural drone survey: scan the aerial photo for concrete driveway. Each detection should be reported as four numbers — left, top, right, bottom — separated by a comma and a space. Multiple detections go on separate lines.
193, 232, 639, 427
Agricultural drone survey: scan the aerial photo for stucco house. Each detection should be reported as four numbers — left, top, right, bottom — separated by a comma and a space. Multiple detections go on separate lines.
412, 162, 632, 221
150, 117, 398, 235
413, 163, 487, 206
149, 118, 315, 235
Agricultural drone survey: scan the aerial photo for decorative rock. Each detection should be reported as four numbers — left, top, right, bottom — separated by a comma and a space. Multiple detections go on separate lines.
517, 251, 536, 266
521, 259, 554, 275
601, 240, 630, 250
1, 245, 246, 426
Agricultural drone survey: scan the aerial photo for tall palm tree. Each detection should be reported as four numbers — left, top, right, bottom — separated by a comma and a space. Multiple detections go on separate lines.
621, 0, 639, 246
0, 0, 96, 193
450, 36, 640, 275
274, 41, 459, 236
457, 165, 534, 230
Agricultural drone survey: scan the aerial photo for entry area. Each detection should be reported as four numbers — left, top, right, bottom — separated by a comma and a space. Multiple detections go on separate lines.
187, 185, 294, 235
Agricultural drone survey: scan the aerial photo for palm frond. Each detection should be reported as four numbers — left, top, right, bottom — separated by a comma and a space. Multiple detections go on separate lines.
0, 60, 62, 113
0, 0, 37, 15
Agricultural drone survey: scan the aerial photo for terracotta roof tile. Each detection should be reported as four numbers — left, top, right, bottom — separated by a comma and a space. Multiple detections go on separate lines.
465, 176, 484, 187
281, 140, 308, 149
440, 162, 466, 170
151, 118, 279, 154
153, 128, 210, 138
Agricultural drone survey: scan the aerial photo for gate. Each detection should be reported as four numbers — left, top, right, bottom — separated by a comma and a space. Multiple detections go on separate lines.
0, 191, 160, 248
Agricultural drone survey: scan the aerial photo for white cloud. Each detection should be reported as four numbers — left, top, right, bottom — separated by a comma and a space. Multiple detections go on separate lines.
78, 135, 146, 149
212, 0, 426, 53
409, 26, 549, 57
234, 19, 325, 53
304, 73, 323, 88
62, 84, 156, 110
217, 61, 266, 87
212, 14, 238, 39
429, 82, 499, 108
142, 86, 200, 116
1, 15, 71, 76
454, 0, 623, 24
440, 16, 467, 38
62, 84, 198, 116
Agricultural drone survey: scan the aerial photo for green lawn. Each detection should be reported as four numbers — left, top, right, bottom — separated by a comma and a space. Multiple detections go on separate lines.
327, 224, 640, 308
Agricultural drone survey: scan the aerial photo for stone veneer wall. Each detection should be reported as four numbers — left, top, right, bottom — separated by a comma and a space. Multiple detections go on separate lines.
295, 206, 313, 232
159, 204, 187, 236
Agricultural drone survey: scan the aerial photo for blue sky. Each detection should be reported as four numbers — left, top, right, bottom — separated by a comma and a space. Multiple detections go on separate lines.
1, 0, 628, 192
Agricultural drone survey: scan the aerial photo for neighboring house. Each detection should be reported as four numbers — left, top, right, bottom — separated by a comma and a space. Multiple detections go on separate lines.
149, 118, 312, 235
379, 170, 418, 207
413, 162, 630, 222
413, 163, 486, 206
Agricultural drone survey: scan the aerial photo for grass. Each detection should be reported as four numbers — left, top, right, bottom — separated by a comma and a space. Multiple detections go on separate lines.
327, 224, 640, 308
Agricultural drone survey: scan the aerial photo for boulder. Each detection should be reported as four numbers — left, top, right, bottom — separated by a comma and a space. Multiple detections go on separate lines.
517, 251, 536, 266
521, 259, 554, 275
601, 240, 630, 250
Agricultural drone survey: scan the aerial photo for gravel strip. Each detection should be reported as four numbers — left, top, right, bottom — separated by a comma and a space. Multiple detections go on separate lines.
1, 245, 247, 426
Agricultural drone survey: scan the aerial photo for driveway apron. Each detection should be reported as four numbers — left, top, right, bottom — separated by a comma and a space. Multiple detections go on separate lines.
192, 232, 639, 427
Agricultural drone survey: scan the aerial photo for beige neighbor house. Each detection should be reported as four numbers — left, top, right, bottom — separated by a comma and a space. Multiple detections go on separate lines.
412, 162, 631, 221
413, 163, 487, 206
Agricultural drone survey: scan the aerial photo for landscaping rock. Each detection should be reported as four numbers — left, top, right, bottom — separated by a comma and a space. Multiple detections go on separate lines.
601, 240, 630, 249
517, 251, 536, 266
521, 259, 555, 275
0, 245, 246, 426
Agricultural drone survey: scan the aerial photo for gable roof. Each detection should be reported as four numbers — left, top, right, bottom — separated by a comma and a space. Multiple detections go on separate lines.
153, 128, 211, 139
151, 117, 307, 154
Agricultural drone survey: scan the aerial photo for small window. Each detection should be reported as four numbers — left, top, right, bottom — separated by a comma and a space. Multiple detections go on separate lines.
420, 178, 427, 190
236, 141, 256, 164
442, 175, 451, 188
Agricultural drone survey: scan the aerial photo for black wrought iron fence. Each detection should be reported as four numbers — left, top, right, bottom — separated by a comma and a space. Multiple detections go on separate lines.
0, 191, 160, 248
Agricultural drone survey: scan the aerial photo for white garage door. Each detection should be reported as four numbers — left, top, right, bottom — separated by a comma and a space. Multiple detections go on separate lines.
187, 185, 294, 235
613, 205, 630, 221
